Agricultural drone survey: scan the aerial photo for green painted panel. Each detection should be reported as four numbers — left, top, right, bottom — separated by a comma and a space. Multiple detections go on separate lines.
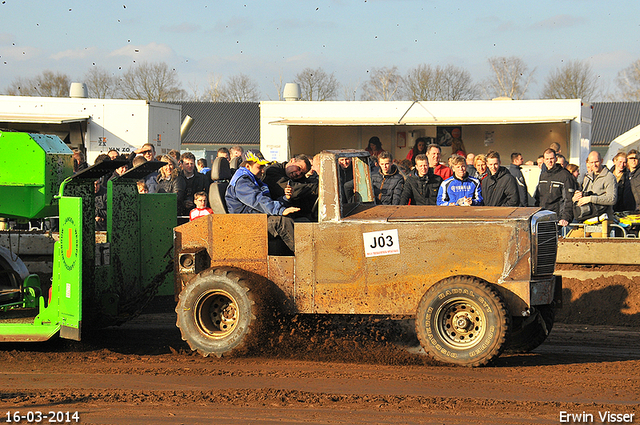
57, 196, 83, 339
140, 193, 176, 296
0, 195, 83, 342
0, 132, 73, 219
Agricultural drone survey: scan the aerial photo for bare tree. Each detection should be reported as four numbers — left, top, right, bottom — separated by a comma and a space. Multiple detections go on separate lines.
541, 60, 599, 101
361, 66, 402, 101
6, 70, 72, 97
294, 67, 339, 101
615, 59, 640, 101
403, 64, 479, 101
221, 74, 261, 102
84, 67, 119, 99
342, 79, 361, 101
403, 64, 438, 101
185, 79, 204, 101
199, 73, 225, 102
271, 73, 284, 101
118, 61, 186, 102
484, 56, 535, 99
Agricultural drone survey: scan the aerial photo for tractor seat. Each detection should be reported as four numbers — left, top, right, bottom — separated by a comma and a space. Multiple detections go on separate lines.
208, 157, 233, 214
229, 156, 242, 172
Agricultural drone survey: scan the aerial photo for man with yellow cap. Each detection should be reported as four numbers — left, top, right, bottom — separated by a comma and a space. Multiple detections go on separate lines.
225, 150, 300, 252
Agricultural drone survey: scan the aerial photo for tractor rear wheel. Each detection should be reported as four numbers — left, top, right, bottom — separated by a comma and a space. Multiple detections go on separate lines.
415, 276, 510, 367
176, 268, 262, 357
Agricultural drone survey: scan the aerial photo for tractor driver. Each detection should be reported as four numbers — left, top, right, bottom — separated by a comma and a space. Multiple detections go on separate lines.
225, 150, 300, 252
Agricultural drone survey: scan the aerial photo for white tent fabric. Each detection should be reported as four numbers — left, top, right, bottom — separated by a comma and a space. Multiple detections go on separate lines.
604, 123, 640, 166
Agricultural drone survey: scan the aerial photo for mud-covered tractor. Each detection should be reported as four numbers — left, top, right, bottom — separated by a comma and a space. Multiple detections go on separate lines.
175, 150, 562, 367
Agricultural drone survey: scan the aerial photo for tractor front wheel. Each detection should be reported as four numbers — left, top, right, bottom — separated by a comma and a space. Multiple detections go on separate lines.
415, 276, 510, 367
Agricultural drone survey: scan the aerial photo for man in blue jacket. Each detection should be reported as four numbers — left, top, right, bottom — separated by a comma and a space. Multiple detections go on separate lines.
437, 156, 483, 206
225, 150, 300, 252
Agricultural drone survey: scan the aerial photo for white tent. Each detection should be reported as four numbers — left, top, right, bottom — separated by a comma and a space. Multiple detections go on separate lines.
603, 123, 640, 167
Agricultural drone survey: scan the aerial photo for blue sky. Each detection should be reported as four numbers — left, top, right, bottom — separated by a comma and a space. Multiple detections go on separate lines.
1, 0, 639, 100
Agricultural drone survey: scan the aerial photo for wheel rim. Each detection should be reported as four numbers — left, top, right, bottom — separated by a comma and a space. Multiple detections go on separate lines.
194, 289, 239, 339
435, 297, 486, 349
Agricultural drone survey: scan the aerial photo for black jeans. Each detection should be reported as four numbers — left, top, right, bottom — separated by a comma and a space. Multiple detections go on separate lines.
267, 215, 295, 252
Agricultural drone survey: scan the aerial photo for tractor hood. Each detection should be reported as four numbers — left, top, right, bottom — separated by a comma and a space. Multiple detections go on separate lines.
343, 205, 541, 223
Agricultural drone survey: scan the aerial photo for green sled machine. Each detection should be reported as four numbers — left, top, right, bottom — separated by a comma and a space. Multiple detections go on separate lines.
0, 131, 175, 343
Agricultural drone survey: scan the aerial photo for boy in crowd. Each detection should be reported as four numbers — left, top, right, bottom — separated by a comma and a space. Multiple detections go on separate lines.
189, 191, 214, 221
482, 151, 520, 207
180, 152, 208, 214
136, 180, 148, 194
437, 155, 482, 206
197, 158, 210, 175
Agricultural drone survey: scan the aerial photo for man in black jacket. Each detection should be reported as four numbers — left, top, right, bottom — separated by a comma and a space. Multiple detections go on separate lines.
482, 151, 520, 207
263, 154, 316, 217
627, 149, 640, 211
534, 148, 576, 227
611, 152, 633, 212
508, 152, 529, 206
400, 154, 442, 205
372, 152, 404, 205
180, 152, 208, 214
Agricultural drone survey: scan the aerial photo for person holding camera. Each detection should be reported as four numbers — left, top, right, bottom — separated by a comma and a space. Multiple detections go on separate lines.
572, 151, 617, 223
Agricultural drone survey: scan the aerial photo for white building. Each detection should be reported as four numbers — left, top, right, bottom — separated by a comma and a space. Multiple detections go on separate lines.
260, 99, 592, 168
0, 95, 181, 164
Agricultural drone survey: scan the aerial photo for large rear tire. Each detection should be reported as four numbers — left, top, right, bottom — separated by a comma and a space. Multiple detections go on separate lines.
504, 305, 555, 354
415, 276, 510, 367
176, 268, 262, 357
0, 247, 28, 304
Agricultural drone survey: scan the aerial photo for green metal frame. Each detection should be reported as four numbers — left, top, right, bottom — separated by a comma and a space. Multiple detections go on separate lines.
0, 194, 83, 342
0, 133, 175, 342
0, 132, 73, 219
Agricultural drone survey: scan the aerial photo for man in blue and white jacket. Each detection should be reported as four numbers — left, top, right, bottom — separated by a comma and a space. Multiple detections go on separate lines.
225, 150, 300, 251
437, 155, 483, 206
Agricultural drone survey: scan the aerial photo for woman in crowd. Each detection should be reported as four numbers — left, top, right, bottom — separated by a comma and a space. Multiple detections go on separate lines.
565, 163, 581, 189
450, 128, 467, 157
157, 154, 187, 216
472, 154, 488, 181
365, 136, 385, 159
406, 137, 429, 165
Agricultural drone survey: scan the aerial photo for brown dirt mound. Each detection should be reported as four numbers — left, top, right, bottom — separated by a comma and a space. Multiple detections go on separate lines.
558, 274, 640, 327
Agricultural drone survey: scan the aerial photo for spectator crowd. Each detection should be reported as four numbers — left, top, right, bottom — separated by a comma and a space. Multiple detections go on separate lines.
365, 136, 638, 234
85, 134, 640, 241
84, 144, 246, 229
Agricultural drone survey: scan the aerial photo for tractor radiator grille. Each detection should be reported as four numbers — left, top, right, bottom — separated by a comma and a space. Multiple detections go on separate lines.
532, 216, 558, 277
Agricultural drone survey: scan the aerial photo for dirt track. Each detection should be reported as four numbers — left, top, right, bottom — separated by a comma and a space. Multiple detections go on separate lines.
1, 268, 639, 424
1, 304, 639, 425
